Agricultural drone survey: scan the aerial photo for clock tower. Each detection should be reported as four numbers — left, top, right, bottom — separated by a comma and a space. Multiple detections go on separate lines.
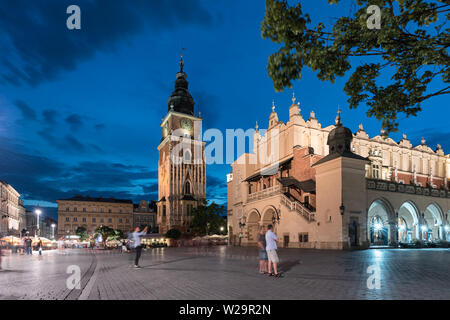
157, 55, 206, 234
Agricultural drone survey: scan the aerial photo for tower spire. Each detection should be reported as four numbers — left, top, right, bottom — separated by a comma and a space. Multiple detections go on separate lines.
179, 48, 185, 73
335, 106, 342, 126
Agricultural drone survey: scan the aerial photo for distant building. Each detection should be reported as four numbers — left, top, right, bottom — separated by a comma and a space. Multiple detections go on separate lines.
23, 210, 57, 239
0, 180, 22, 237
56, 195, 133, 238
133, 200, 158, 232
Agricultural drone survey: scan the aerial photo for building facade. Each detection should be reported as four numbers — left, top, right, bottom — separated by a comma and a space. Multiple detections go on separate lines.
0, 180, 22, 237
133, 200, 157, 232
227, 96, 450, 249
56, 195, 133, 238
157, 56, 206, 234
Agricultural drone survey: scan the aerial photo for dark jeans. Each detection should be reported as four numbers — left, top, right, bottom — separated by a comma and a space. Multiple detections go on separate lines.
26, 247, 32, 255
134, 246, 142, 266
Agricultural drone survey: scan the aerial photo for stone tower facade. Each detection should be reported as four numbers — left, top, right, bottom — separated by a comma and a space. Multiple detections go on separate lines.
157, 56, 206, 234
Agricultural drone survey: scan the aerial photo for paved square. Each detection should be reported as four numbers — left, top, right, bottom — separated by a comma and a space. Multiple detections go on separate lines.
1, 247, 449, 300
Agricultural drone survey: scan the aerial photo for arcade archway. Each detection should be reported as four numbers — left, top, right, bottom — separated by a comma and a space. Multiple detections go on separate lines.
246, 210, 260, 244
398, 201, 420, 243
423, 203, 444, 241
368, 200, 392, 246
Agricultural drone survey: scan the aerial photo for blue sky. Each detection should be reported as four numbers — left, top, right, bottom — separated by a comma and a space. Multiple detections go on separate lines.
0, 0, 448, 220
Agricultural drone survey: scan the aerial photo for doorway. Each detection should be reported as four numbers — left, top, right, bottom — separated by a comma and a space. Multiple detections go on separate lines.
283, 235, 290, 248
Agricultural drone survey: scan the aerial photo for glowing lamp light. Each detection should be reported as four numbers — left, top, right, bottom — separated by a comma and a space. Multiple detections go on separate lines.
374, 223, 383, 231
398, 225, 406, 231
35, 209, 42, 215
421, 226, 428, 232
445, 226, 449, 232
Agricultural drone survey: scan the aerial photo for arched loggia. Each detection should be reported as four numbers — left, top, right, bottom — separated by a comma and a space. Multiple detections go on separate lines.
245, 210, 261, 245
423, 203, 445, 241
398, 201, 420, 243
367, 199, 394, 246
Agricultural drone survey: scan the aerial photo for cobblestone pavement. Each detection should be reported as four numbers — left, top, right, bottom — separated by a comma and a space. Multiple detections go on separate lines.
1, 247, 449, 300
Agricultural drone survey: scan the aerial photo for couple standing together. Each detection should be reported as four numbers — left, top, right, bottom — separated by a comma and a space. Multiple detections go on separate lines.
258, 225, 283, 278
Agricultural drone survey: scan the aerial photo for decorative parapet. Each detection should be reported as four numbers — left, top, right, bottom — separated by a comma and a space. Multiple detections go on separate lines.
366, 179, 449, 198
247, 185, 281, 202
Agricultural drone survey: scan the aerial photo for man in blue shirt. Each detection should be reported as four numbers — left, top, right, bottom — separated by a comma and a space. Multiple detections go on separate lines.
131, 226, 148, 268
265, 224, 282, 277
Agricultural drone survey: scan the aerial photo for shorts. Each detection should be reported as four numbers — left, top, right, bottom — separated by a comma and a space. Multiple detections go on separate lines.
266, 250, 279, 263
259, 250, 268, 260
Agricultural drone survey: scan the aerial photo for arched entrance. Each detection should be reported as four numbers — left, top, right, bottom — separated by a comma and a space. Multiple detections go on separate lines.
423, 203, 444, 241
368, 200, 392, 246
262, 206, 277, 227
246, 210, 260, 245
398, 201, 420, 243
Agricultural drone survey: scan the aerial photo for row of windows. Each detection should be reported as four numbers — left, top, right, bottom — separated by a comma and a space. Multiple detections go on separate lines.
64, 207, 130, 214
298, 233, 309, 243
65, 217, 130, 223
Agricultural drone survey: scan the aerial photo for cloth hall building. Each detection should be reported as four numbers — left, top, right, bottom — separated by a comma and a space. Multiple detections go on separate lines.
227, 96, 450, 249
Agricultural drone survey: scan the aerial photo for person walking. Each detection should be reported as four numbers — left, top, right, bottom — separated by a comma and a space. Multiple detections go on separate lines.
24, 236, 33, 255
265, 225, 283, 278
258, 226, 268, 274
131, 226, 148, 268
36, 238, 43, 256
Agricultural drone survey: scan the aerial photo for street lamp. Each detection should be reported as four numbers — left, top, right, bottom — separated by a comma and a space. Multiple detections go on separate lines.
35, 207, 42, 237
339, 203, 345, 216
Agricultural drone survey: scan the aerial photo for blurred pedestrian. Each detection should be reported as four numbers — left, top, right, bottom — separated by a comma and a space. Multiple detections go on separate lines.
130, 226, 148, 268
258, 226, 268, 274
36, 238, 43, 256
24, 236, 33, 255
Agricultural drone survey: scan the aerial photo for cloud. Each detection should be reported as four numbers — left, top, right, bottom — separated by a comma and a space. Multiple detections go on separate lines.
65, 134, 85, 152
206, 174, 227, 205
42, 109, 59, 125
409, 127, 450, 153
0, 140, 158, 204
193, 91, 222, 129
94, 123, 105, 131
0, 0, 213, 87
65, 114, 84, 130
14, 99, 36, 120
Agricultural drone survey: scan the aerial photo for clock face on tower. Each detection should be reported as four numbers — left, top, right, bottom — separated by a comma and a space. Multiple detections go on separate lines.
181, 118, 193, 132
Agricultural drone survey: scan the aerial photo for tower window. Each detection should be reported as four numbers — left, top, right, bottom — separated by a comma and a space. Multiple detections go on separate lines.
185, 181, 191, 195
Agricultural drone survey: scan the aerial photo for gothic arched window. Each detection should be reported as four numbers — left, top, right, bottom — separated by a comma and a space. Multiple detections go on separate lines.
185, 181, 191, 195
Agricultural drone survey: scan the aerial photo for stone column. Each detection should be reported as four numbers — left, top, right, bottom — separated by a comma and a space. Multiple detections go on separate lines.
388, 221, 398, 246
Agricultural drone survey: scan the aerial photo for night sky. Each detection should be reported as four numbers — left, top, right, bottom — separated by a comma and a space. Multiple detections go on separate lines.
0, 1, 448, 220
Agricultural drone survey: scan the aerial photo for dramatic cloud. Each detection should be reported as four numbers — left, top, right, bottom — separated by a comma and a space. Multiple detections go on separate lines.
14, 99, 36, 120
65, 114, 84, 131
42, 109, 59, 125
206, 175, 227, 205
0, 140, 159, 205
0, 0, 213, 86
193, 91, 222, 129
410, 127, 450, 152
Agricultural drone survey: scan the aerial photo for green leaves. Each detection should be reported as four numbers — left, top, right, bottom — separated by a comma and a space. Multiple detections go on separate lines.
191, 201, 226, 236
262, 0, 450, 132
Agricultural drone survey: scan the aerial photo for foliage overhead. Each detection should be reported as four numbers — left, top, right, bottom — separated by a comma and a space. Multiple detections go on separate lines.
262, 0, 449, 132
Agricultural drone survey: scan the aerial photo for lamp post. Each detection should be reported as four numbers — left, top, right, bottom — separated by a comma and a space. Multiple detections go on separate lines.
34, 207, 42, 237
